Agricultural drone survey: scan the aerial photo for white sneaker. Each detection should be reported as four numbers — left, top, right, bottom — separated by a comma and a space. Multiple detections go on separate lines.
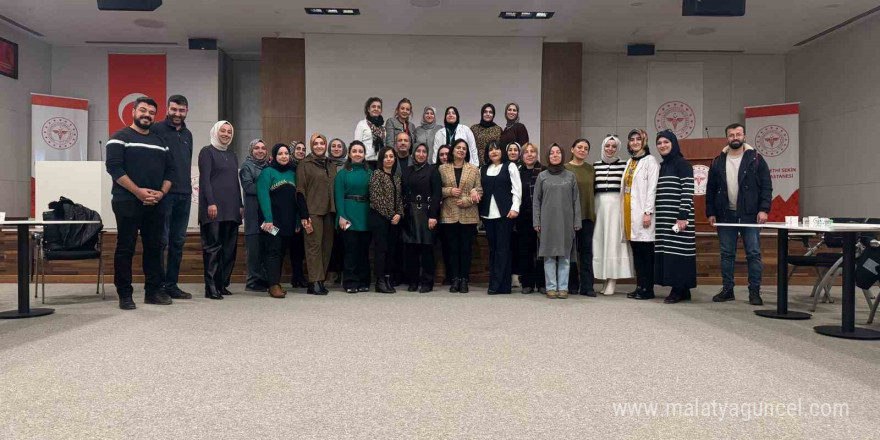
511, 275, 521, 288
603, 279, 616, 296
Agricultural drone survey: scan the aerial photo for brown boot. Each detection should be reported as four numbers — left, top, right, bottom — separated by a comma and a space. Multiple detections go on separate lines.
557, 290, 568, 299
546, 290, 557, 299
268, 285, 286, 298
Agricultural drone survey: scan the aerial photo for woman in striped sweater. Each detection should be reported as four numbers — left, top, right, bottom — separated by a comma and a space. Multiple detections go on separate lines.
654, 130, 696, 303
592, 135, 634, 296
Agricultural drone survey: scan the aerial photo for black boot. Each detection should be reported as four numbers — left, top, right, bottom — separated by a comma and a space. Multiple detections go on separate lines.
118, 295, 136, 310
712, 286, 735, 302
375, 276, 395, 294
315, 281, 329, 295
459, 278, 469, 293
205, 287, 223, 300
408, 283, 419, 292
449, 278, 460, 293
626, 286, 643, 299
633, 289, 655, 300
419, 283, 433, 293
664, 288, 682, 304
749, 289, 763, 306
307, 282, 320, 295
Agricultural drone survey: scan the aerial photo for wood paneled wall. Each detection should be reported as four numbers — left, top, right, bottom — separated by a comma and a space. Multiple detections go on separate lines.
541, 43, 583, 153
261, 38, 306, 146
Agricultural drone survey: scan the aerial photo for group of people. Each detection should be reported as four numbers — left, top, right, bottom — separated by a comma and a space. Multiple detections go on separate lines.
106, 94, 773, 310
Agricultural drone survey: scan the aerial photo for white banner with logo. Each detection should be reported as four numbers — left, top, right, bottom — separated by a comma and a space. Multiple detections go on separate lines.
31, 93, 88, 175
646, 62, 703, 142
745, 103, 800, 221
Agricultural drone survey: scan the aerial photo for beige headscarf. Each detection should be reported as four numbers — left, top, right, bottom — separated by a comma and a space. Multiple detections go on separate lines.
209, 120, 234, 151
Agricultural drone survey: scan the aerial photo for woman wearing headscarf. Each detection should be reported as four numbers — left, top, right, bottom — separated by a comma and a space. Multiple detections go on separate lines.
470, 103, 502, 167
385, 98, 413, 149
432, 107, 478, 167
498, 103, 530, 149
592, 135, 634, 296
413, 106, 441, 161
354, 97, 385, 168
402, 143, 441, 292
369, 146, 404, 293
240, 138, 270, 292
565, 139, 597, 296
654, 130, 696, 303
257, 143, 303, 299
479, 141, 521, 295
516, 142, 545, 294
286, 140, 309, 288
622, 129, 660, 300
198, 121, 243, 299
506, 141, 523, 289
326, 137, 348, 285
297, 133, 338, 295
334, 141, 372, 294
432, 144, 453, 285
534, 144, 581, 299
435, 139, 482, 293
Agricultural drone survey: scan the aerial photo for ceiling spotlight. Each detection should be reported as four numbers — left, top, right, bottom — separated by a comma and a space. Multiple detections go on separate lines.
503, 11, 517, 18
306, 7, 360, 15
521, 12, 533, 17
326, 9, 339, 14
499, 11, 554, 19
342, 9, 355, 14
309, 8, 323, 13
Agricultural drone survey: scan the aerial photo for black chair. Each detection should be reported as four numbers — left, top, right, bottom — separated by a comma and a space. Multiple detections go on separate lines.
33, 230, 105, 304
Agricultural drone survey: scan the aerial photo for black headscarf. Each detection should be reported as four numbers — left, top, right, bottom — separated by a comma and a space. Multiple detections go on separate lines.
478, 103, 497, 128
444, 106, 460, 146
656, 130, 682, 161
271, 143, 293, 172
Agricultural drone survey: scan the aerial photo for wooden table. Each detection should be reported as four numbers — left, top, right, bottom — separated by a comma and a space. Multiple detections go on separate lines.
0, 220, 101, 319
715, 222, 880, 340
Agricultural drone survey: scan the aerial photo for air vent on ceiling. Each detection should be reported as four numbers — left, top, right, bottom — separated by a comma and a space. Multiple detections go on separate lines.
794, 5, 880, 47
0, 14, 45, 38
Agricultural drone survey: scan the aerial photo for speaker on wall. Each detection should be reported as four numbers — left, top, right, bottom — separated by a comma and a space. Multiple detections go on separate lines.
682, 0, 746, 17
627, 44, 655, 56
97, 0, 162, 11
189, 38, 217, 51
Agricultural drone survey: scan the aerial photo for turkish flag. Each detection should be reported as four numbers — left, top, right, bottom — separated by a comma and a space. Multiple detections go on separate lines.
108, 54, 166, 136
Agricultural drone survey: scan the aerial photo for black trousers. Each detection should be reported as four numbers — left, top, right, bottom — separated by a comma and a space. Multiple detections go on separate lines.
516, 215, 545, 288
288, 230, 306, 285
484, 217, 513, 292
112, 200, 165, 297
369, 210, 399, 279
343, 230, 372, 289
443, 222, 477, 280
245, 234, 268, 288
631, 241, 655, 293
262, 233, 290, 287
405, 243, 435, 287
200, 221, 239, 294
569, 219, 595, 294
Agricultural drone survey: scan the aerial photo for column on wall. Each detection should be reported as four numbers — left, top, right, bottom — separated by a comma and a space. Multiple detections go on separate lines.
540, 43, 583, 152
261, 38, 306, 145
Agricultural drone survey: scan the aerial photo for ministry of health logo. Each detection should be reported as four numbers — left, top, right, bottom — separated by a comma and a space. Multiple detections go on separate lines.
41, 117, 78, 150
693, 165, 709, 196
191, 175, 200, 204
754, 125, 789, 157
654, 101, 696, 139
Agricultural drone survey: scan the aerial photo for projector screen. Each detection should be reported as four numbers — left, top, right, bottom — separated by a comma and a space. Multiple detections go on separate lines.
305, 34, 542, 151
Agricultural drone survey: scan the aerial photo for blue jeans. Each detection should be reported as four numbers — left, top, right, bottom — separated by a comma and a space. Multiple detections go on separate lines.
161, 193, 191, 289
717, 211, 763, 292
543, 257, 570, 291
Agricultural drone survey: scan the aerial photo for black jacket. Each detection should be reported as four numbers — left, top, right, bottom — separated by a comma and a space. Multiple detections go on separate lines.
705, 145, 772, 221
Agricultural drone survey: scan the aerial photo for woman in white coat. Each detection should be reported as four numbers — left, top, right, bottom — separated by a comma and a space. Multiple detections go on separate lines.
432, 106, 478, 167
621, 129, 660, 300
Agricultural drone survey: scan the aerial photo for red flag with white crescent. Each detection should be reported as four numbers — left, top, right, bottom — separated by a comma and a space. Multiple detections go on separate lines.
107, 54, 166, 136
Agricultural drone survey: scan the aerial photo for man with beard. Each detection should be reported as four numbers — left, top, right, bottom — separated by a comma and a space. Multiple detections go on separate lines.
706, 123, 772, 306
105, 97, 176, 310
394, 131, 414, 175
151, 95, 194, 300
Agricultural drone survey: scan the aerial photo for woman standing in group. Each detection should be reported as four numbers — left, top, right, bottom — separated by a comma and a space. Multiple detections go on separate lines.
565, 139, 597, 296
433, 144, 453, 285
622, 129, 659, 300
257, 144, 302, 299
436, 139, 482, 293
402, 143, 441, 292
433, 107, 478, 167
413, 107, 441, 161
327, 138, 348, 286
334, 141, 372, 294
354, 97, 385, 168
240, 138, 270, 292
534, 144, 581, 299
287, 140, 308, 288
369, 146, 404, 293
516, 142, 545, 294
470, 103, 502, 167
479, 141, 521, 295
198, 121, 242, 300
499, 103, 529, 148
592, 135, 634, 296
654, 130, 696, 303
385, 98, 413, 149
506, 142, 523, 289
297, 133, 338, 295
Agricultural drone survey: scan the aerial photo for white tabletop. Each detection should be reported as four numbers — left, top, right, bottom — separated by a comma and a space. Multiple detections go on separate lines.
714, 222, 880, 233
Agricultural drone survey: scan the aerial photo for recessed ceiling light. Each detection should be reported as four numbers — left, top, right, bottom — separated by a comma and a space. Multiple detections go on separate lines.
410, 0, 441, 7
686, 26, 716, 35
499, 11, 554, 19
133, 18, 165, 29
305, 7, 360, 15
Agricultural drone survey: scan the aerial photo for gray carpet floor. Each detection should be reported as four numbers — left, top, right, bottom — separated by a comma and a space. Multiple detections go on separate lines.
0, 282, 878, 439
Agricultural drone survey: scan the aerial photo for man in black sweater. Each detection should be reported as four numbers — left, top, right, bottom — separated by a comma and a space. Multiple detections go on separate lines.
706, 123, 773, 306
151, 95, 193, 300
105, 96, 176, 310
